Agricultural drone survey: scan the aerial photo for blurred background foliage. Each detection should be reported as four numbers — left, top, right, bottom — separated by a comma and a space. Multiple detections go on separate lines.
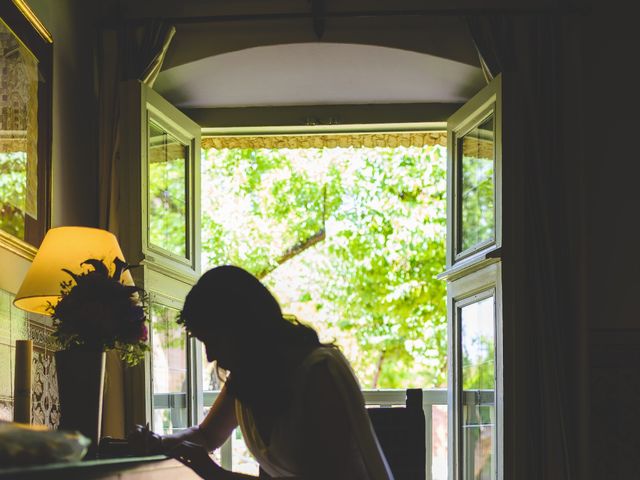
199, 145, 447, 389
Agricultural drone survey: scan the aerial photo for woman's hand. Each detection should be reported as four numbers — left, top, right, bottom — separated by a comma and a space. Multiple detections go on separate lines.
126, 423, 164, 456
168, 440, 226, 480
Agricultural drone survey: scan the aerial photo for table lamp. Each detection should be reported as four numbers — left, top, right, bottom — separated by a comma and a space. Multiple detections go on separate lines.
14, 226, 133, 314
12, 226, 134, 455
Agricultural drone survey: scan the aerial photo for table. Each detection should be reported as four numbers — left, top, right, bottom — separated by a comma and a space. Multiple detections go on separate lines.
0, 455, 202, 480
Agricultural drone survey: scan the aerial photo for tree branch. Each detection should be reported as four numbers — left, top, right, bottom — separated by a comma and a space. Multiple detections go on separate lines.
371, 349, 386, 389
256, 228, 326, 279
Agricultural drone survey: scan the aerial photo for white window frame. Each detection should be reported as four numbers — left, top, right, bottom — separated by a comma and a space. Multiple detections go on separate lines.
446, 76, 502, 272
118, 80, 201, 429
195, 128, 451, 477
446, 263, 503, 480
441, 75, 503, 480
147, 291, 204, 434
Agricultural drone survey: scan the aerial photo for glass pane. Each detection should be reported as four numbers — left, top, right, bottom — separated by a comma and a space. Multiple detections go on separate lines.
0, 18, 39, 240
232, 428, 259, 475
151, 303, 188, 434
460, 296, 495, 480
458, 115, 495, 253
202, 346, 223, 392
148, 121, 188, 257
432, 404, 448, 480
202, 402, 222, 465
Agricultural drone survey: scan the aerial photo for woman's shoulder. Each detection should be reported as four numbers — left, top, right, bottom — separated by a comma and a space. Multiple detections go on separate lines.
297, 345, 348, 372
293, 346, 362, 395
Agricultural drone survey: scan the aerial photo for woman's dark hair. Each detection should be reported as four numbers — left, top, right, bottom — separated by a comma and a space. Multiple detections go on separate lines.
178, 265, 321, 345
178, 265, 328, 413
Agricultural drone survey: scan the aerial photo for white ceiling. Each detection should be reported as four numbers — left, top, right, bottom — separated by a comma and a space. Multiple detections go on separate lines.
154, 42, 486, 108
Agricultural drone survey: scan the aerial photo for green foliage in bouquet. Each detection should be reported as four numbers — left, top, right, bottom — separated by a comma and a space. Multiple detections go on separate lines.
48, 258, 149, 366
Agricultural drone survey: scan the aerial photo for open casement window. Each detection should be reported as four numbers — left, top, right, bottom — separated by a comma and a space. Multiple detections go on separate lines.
120, 80, 201, 283
441, 75, 503, 480
148, 292, 203, 434
119, 81, 201, 428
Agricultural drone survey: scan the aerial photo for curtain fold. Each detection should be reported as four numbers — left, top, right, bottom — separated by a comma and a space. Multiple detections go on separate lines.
125, 20, 176, 87
97, 18, 175, 438
466, 15, 517, 83
466, 14, 585, 480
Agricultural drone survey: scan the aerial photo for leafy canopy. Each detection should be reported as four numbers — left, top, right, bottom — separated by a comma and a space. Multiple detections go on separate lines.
199, 145, 447, 388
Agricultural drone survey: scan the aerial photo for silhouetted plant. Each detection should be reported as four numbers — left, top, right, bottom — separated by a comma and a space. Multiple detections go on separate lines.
48, 258, 149, 366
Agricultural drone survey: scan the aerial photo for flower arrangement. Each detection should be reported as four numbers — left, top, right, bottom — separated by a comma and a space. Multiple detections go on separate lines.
48, 258, 149, 366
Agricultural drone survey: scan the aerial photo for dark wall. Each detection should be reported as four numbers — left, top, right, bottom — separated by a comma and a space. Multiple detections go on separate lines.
29, 0, 101, 228
585, 0, 640, 477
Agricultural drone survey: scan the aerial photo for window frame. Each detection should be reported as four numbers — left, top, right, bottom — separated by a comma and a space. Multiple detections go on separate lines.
442, 75, 504, 480
446, 77, 502, 270
119, 81, 201, 430
144, 108, 198, 272
447, 264, 503, 480
148, 291, 203, 434
119, 80, 201, 285
196, 128, 450, 477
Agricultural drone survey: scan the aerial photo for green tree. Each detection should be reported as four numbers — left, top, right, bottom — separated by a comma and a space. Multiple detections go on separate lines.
200, 145, 447, 388
148, 155, 188, 257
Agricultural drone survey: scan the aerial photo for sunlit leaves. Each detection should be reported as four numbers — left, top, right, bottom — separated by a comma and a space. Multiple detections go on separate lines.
201, 144, 447, 388
148, 155, 187, 256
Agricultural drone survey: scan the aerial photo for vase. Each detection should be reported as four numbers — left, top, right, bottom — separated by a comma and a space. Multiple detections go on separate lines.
55, 349, 106, 458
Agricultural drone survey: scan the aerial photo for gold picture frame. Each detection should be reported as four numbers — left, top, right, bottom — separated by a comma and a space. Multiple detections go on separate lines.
0, 1, 52, 259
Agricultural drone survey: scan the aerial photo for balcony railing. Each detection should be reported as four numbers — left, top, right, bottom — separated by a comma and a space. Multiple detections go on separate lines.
152, 388, 498, 480
154, 388, 448, 480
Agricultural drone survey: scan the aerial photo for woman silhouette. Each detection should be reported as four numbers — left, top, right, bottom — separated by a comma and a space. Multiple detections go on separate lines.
130, 265, 393, 480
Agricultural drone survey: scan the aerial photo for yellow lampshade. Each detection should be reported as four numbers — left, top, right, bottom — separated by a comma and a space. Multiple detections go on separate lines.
13, 226, 134, 315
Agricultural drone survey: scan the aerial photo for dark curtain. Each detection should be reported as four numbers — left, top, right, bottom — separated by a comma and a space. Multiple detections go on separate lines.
124, 20, 176, 87
97, 18, 175, 438
466, 13, 586, 480
98, 19, 175, 236
466, 15, 517, 82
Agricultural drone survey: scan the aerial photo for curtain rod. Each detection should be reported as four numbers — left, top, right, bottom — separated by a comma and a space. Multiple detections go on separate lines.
158, 7, 588, 25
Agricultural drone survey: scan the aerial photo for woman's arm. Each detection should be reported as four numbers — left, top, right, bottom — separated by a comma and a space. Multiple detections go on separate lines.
169, 441, 257, 480
128, 384, 239, 455
162, 383, 239, 452
196, 383, 239, 450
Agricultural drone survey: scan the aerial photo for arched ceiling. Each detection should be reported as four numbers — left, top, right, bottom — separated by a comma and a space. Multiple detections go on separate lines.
154, 42, 486, 108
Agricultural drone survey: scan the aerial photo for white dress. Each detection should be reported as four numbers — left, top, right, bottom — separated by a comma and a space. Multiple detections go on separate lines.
235, 346, 394, 479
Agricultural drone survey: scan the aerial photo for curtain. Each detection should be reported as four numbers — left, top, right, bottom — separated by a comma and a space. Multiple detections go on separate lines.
98, 20, 175, 235
466, 15, 517, 83
466, 14, 586, 480
97, 19, 175, 438
125, 20, 176, 87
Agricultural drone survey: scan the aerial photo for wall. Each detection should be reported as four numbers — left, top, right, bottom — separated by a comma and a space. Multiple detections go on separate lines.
0, 290, 59, 428
28, 0, 100, 228
0, 0, 105, 425
585, 0, 640, 476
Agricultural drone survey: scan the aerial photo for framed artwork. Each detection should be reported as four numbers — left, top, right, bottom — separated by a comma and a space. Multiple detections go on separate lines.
0, 0, 52, 257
